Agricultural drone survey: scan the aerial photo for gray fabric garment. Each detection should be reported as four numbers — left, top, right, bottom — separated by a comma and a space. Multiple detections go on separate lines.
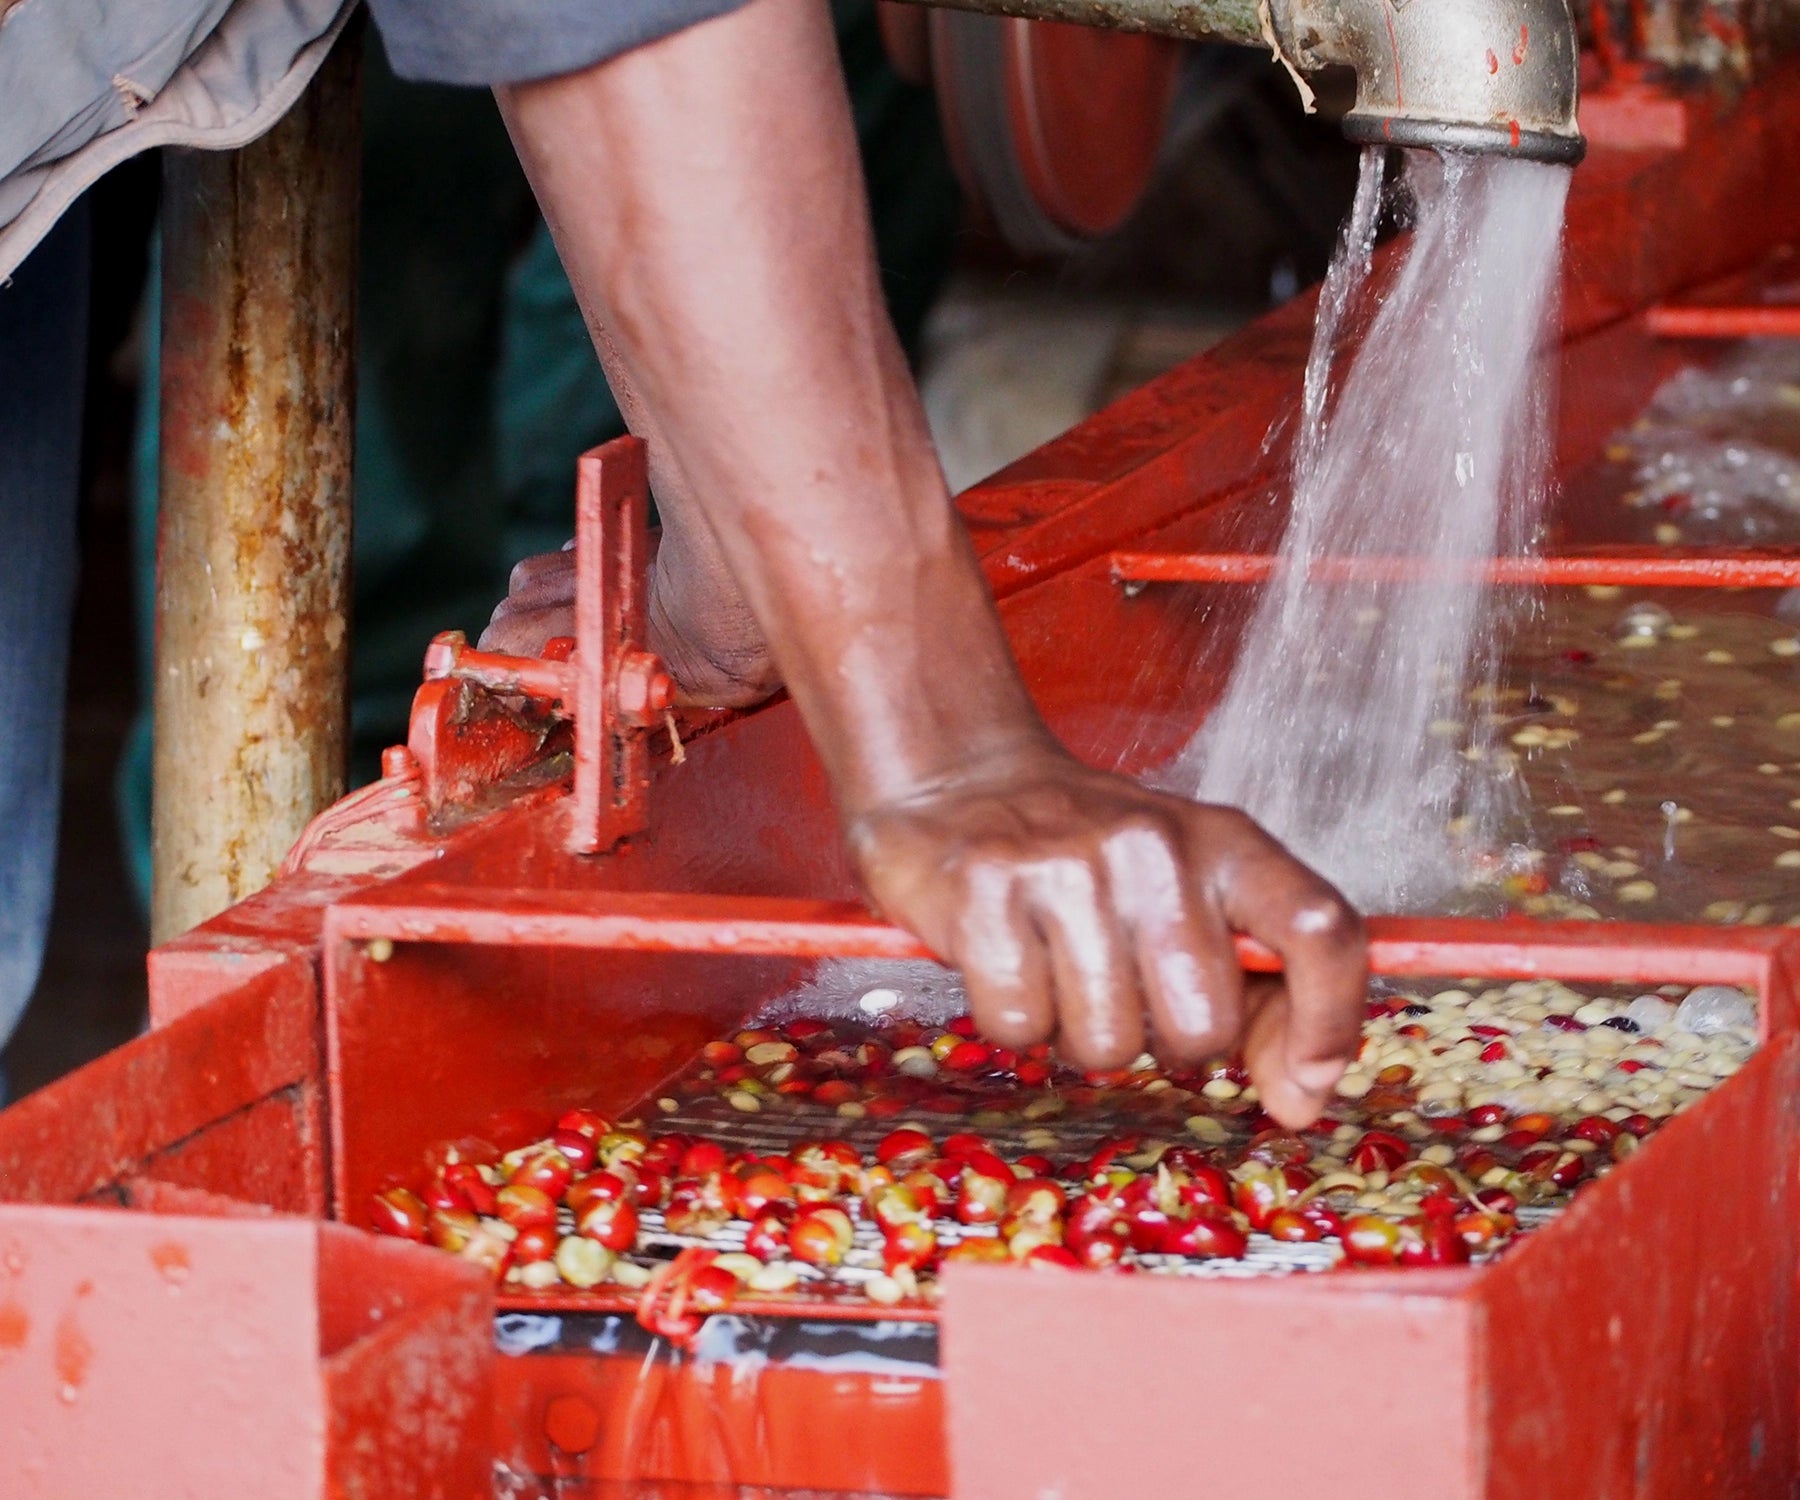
0, 0, 354, 279
367, 0, 756, 86
0, 0, 761, 280
0, 0, 234, 182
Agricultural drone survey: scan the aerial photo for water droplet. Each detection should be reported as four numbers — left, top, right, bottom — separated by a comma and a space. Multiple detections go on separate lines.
1674, 985, 1755, 1035
1615, 602, 1674, 641
1661, 800, 1682, 862
1625, 994, 1677, 1032
858, 988, 901, 1015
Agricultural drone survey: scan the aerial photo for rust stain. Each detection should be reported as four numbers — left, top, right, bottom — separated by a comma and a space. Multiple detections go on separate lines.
0, 1301, 28, 1352
151, 1240, 192, 1286
151, 45, 357, 942
1383, 1, 1403, 109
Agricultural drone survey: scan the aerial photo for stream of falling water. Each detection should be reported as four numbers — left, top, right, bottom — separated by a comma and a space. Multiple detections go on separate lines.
1161, 148, 1573, 911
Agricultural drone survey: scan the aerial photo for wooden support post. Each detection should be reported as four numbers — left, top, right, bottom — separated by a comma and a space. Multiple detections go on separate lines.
153, 27, 361, 943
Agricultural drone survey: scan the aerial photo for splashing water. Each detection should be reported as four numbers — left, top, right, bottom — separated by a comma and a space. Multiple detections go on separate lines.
1162, 148, 1572, 911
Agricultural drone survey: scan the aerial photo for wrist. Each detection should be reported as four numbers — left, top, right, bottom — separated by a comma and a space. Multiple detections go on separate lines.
841, 722, 1067, 828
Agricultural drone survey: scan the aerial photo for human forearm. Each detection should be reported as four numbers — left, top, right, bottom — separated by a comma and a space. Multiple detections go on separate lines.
493, 0, 1367, 1119
495, 0, 1046, 816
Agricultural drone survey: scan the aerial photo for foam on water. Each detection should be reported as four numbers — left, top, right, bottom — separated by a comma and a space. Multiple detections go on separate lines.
1162, 148, 1572, 911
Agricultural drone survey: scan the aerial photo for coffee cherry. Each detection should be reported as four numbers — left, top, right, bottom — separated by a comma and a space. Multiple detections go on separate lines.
427, 1207, 480, 1252
1341, 1215, 1402, 1266
944, 1236, 1012, 1265
442, 1162, 498, 1216
743, 1203, 796, 1262
876, 1128, 935, 1166
576, 1196, 639, 1251
882, 1219, 939, 1272
508, 1149, 575, 1200
495, 1184, 557, 1231
789, 1205, 855, 1267
511, 1223, 559, 1266
1265, 1209, 1325, 1244
1162, 1208, 1250, 1259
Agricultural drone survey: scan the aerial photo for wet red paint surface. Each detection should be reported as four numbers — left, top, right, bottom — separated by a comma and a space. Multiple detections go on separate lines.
0, 1301, 28, 1351
150, 1241, 191, 1286
54, 1285, 93, 1396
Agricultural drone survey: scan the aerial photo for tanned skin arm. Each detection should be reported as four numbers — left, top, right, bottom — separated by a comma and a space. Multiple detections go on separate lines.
487, 0, 1367, 1127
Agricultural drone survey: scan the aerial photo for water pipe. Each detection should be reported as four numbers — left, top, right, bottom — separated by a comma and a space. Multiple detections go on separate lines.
902, 0, 1586, 163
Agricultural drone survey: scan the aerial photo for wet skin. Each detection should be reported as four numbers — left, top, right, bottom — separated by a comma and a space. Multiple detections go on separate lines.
486, 0, 1367, 1126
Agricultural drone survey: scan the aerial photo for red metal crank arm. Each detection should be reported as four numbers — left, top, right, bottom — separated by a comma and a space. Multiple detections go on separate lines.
422, 633, 576, 704
1109, 547, 1800, 589
326, 887, 1780, 992
1645, 303, 1800, 339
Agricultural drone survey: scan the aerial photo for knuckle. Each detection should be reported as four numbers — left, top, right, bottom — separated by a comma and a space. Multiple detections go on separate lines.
1290, 894, 1363, 946
1206, 806, 1263, 842
1288, 889, 1368, 950
1021, 851, 1101, 909
1113, 808, 1177, 844
954, 840, 1021, 895
1103, 812, 1185, 873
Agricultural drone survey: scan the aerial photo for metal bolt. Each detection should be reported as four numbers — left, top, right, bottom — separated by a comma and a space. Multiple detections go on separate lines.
380, 745, 420, 782
421, 631, 467, 681
615, 650, 675, 724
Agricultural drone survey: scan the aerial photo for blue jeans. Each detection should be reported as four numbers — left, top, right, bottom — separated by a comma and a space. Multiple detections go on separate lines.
0, 201, 89, 1101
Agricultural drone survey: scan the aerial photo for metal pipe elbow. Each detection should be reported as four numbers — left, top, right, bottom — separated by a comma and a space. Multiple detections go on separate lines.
1271, 0, 1585, 163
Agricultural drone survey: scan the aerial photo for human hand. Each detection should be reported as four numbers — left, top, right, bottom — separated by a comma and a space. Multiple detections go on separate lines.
479, 543, 579, 656
480, 536, 779, 709
848, 743, 1367, 1128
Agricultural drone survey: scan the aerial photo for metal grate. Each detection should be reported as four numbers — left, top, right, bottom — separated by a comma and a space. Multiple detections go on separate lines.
606, 1091, 1556, 1297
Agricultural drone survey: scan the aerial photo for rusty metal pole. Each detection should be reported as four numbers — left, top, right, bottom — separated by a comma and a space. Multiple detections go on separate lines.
153, 27, 360, 943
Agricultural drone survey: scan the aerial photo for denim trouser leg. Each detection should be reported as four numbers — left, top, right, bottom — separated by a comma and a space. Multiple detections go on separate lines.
0, 200, 89, 1091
